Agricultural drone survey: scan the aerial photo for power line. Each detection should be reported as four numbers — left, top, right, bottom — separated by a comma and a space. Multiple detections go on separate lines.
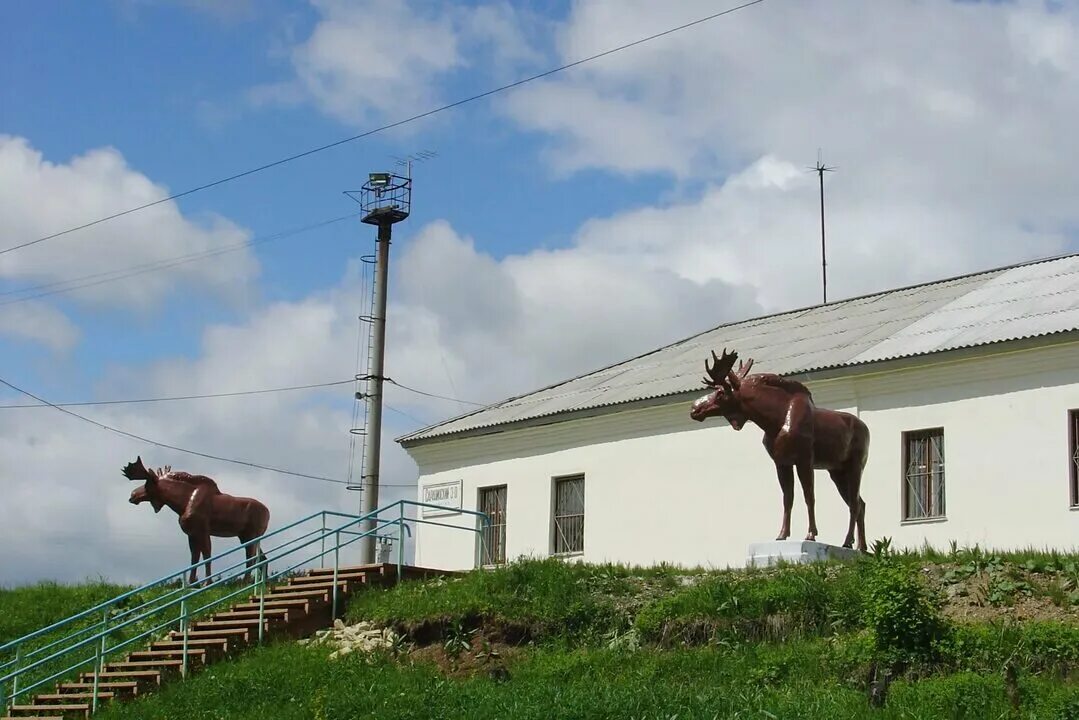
0, 373, 464, 415
383, 403, 426, 426
0, 378, 355, 409
0, 212, 361, 308
0, 376, 416, 487
0, 0, 767, 256
383, 377, 486, 407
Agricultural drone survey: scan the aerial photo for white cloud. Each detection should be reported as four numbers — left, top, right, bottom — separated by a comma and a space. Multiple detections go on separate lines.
284, 0, 463, 126
385, 219, 762, 411
495, 0, 1079, 306
0, 300, 79, 351
257, 0, 546, 127
0, 135, 258, 324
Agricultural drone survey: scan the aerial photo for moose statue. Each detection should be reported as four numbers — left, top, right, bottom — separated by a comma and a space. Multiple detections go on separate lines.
689, 349, 871, 552
123, 456, 271, 586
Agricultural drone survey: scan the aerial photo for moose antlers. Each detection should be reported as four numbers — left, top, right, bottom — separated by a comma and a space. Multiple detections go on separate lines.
701, 348, 755, 390
122, 455, 155, 482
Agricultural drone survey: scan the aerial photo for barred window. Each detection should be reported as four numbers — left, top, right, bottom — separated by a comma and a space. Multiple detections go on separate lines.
552, 475, 585, 555
903, 428, 945, 521
478, 485, 507, 566
1070, 411, 1079, 508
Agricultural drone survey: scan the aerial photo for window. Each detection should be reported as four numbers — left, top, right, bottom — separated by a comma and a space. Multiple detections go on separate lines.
1070, 410, 1079, 508
552, 474, 585, 555
478, 485, 507, 565
903, 428, 945, 521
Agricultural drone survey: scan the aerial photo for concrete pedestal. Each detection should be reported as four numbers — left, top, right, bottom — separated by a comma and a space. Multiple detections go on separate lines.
746, 540, 859, 567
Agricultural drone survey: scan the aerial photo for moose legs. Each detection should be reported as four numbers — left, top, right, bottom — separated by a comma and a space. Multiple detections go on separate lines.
239, 534, 264, 585
774, 463, 819, 542
181, 513, 213, 586
185, 532, 212, 586
798, 464, 818, 541
775, 464, 794, 540
828, 469, 867, 552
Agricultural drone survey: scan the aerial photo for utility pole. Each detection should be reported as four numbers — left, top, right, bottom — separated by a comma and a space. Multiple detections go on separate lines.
810, 150, 835, 305
347, 171, 411, 564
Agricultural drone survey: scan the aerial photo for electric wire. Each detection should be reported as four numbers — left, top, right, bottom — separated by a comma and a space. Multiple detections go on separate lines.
0, 212, 361, 308
0, 379, 356, 409
0, 375, 464, 416
0, 0, 767, 255
0, 376, 418, 487
385, 378, 486, 407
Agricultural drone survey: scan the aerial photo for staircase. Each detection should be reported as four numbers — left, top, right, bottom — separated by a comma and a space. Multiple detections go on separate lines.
1, 501, 491, 720
2, 562, 453, 719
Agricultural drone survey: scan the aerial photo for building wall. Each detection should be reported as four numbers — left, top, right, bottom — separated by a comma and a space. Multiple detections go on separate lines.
405, 340, 1079, 571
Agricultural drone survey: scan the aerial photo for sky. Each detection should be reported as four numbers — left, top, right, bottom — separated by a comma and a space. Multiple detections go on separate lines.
1, 0, 1078, 587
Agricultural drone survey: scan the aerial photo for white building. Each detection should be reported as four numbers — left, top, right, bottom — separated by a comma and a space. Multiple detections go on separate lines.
398, 255, 1079, 570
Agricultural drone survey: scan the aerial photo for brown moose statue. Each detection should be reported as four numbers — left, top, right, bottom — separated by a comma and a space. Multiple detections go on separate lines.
123, 456, 271, 586
689, 349, 870, 552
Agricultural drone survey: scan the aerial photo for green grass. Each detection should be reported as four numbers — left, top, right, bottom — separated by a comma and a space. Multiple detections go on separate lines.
92, 638, 1079, 720
1, 580, 135, 645
345, 558, 691, 641
633, 562, 865, 645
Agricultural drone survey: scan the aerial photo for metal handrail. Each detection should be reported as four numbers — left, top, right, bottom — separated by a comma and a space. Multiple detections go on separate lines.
1, 499, 489, 712
1, 509, 331, 654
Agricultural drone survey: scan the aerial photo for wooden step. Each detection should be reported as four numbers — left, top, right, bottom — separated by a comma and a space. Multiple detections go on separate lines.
77, 670, 161, 685
258, 591, 330, 605
307, 563, 388, 575
32, 692, 113, 705
211, 608, 290, 622
6, 703, 89, 718
149, 638, 229, 653
287, 570, 373, 584
188, 620, 269, 636
194, 617, 272, 628
103, 660, 183, 673
280, 579, 353, 592
261, 586, 333, 598
168, 627, 249, 641
127, 648, 207, 662
56, 681, 138, 698
232, 597, 311, 613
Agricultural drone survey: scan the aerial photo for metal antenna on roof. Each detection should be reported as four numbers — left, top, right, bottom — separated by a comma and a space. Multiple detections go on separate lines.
808, 149, 836, 305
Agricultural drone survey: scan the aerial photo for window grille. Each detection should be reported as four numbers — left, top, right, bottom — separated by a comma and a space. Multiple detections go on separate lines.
903, 428, 945, 520
553, 475, 585, 554
478, 485, 507, 565
1070, 410, 1079, 508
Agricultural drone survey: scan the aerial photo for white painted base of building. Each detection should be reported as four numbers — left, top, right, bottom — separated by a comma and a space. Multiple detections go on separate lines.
746, 540, 860, 567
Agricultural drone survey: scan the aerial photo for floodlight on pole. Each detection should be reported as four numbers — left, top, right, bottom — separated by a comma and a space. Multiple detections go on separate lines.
344, 170, 412, 564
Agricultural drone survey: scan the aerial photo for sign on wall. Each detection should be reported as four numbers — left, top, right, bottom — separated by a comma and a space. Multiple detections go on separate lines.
421, 480, 463, 517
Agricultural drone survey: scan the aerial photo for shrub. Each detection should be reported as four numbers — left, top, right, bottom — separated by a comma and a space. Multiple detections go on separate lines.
861, 551, 950, 665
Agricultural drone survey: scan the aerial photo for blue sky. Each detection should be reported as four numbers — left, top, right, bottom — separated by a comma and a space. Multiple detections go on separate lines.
2, 0, 1077, 584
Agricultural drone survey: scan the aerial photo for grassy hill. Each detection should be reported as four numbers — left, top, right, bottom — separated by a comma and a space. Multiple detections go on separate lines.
5, 544, 1079, 719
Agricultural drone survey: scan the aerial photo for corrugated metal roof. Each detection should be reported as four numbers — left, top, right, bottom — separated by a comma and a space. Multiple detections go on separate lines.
398, 253, 1079, 446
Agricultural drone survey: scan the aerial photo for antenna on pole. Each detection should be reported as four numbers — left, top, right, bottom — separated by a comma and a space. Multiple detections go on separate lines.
808, 149, 836, 305
389, 149, 438, 180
